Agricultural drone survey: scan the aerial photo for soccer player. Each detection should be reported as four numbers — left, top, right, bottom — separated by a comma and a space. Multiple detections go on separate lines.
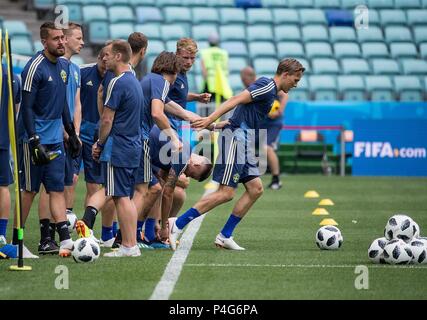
16, 22, 81, 257
169, 58, 304, 250
91, 40, 143, 257
0, 44, 21, 246
241, 66, 288, 190
37, 22, 84, 254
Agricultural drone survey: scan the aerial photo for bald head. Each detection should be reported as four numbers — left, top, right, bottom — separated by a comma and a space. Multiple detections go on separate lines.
241, 66, 256, 88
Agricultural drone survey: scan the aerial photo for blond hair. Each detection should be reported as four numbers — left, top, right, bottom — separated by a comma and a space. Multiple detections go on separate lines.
176, 38, 198, 55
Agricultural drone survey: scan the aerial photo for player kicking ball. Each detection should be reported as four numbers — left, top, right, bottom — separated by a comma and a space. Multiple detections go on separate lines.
169, 58, 305, 250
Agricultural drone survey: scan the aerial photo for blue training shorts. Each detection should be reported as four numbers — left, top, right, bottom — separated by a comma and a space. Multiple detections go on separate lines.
135, 139, 151, 185
0, 149, 13, 186
82, 141, 103, 184
102, 162, 136, 198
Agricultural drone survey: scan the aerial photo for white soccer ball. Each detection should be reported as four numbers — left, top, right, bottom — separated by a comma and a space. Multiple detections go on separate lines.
383, 239, 413, 265
368, 237, 388, 264
315, 225, 343, 250
384, 214, 417, 243
72, 238, 100, 263
66, 212, 78, 233
410, 238, 427, 264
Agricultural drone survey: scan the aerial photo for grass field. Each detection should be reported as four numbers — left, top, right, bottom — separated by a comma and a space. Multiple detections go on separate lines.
1, 175, 427, 300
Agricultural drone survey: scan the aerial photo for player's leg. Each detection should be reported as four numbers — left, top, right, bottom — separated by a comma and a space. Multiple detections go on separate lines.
100, 197, 116, 247
37, 186, 60, 254
266, 125, 282, 190
76, 187, 108, 238
0, 149, 13, 244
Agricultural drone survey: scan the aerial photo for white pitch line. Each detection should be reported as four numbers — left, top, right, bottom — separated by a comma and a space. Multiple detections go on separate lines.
150, 186, 216, 300
184, 263, 427, 269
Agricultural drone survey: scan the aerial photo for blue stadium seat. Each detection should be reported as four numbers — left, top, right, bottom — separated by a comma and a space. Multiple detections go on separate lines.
371, 59, 400, 75
274, 25, 301, 42
219, 8, 246, 24
341, 0, 365, 8
104, 0, 130, 6
67, 4, 83, 23
299, 9, 327, 25
333, 42, 362, 58
192, 8, 219, 25
192, 58, 202, 74
135, 7, 163, 24
156, 0, 182, 7
394, 0, 421, 9
420, 43, 427, 59
221, 41, 248, 58
341, 58, 370, 74
277, 42, 305, 59
309, 75, 338, 100
379, 10, 407, 26
288, 0, 314, 8
70, 56, 85, 65
247, 25, 274, 42
302, 25, 329, 42
337, 75, 366, 101
424, 0, 427, 7
128, 0, 156, 6
33, 0, 54, 10
164, 7, 192, 23
183, 0, 210, 6
191, 24, 218, 41
208, 0, 235, 7
88, 21, 110, 45
246, 8, 273, 25
262, 0, 287, 7
80, 0, 107, 4
365, 75, 395, 101
33, 41, 43, 52
135, 23, 161, 40
186, 73, 196, 93
219, 25, 246, 41
11, 36, 34, 56
401, 59, 427, 75
272, 9, 300, 25
305, 42, 333, 59
108, 6, 135, 23
147, 40, 166, 56
228, 57, 249, 73
368, 0, 393, 9
83, 5, 108, 23
161, 24, 187, 41
253, 57, 279, 76
324, 9, 354, 27
229, 73, 244, 93
3, 20, 31, 37
314, 0, 341, 8
361, 42, 389, 58
406, 10, 427, 26
248, 41, 276, 59
384, 26, 413, 43
413, 26, 427, 44
393, 76, 424, 101
311, 58, 340, 74
109, 23, 134, 40
357, 26, 383, 42
390, 43, 418, 59
329, 26, 357, 43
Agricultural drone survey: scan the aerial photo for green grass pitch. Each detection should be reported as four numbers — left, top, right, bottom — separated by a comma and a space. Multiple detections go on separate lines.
1, 175, 426, 299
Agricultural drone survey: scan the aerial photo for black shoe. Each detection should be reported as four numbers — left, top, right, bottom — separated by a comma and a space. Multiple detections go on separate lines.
38, 239, 59, 255
111, 237, 121, 249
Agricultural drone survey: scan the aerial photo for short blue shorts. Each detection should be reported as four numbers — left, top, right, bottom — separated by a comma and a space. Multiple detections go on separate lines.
82, 141, 103, 184
0, 149, 13, 186
102, 162, 136, 198
135, 139, 151, 185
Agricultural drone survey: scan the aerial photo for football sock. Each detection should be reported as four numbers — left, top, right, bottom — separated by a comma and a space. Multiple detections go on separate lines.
112, 221, 118, 237
49, 222, 56, 241
56, 221, 70, 242
137, 220, 145, 241
220, 214, 242, 238
40, 219, 51, 242
272, 175, 279, 183
101, 225, 113, 241
82, 206, 98, 229
176, 207, 201, 230
144, 218, 156, 242
0, 219, 8, 237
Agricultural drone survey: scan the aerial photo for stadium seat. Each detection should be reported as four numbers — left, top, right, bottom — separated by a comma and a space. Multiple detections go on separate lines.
246, 25, 274, 42
384, 26, 413, 43
165, 40, 177, 52
423, 0, 427, 7
156, 0, 182, 7
361, 42, 389, 58
88, 21, 110, 45
109, 23, 134, 40
401, 59, 427, 75
246, 8, 273, 24
147, 40, 165, 57
341, 0, 364, 8
33, 41, 43, 52
311, 58, 340, 74
302, 25, 329, 42
70, 56, 85, 66
183, 0, 210, 6
135, 7, 163, 24
228, 57, 248, 73
379, 10, 407, 26
333, 42, 362, 58
10, 37, 34, 56
164, 7, 191, 23
309, 75, 338, 100
329, 26, 357, 43
299, 9, 327, 25
413, 26, 427, 44
208, 0, 234, 7
105, 0, 130, 6
128, 0, 156, 5
406, 10, 427, 26
262, 0, 287, 7
353, 9, 381, 26
221, 41, 248, 58
337, 75, 366, 101
219, 8, 246, 24
192, 8, 219, 25
324, 9, 354, 26
371, 59, 400, 75
341, 58, 370, 74
313, 0, 341, 8
297, 58, 311, 74
288, 76, 310, 101
390, 42, 418, 59
248, 41, 277, 59
191, 24, 218, 41
80, 0, 106, 4
420, 43, 427, 59
33, 0, 54, 12
186, 73, 197, 93
3, 20, 31, 37
57, 3, 82, 23
277, 42, 305, 59
219, 25, 246, 41
274, 25, 301, 42
357, 26, 384, 42
161, 24, 187, 41
108, 6, 135, 23
253, 57, 279, 75
272, 9, 300, 25
135, 24, 161, 40
192, 58, 202, 74
365, 75, 395, 101
288, 0, 314, 8
368, 0, 393, 9
82, 5, 108, 23
394, 0, 422, 9
393, 76, 424, 101
305, 42, 333, 59
229, 73, 244, 93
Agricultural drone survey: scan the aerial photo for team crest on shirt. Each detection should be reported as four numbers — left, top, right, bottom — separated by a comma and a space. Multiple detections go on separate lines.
60, 69, 67, 83
74, 71, 79, 83
233, 173, 240, 183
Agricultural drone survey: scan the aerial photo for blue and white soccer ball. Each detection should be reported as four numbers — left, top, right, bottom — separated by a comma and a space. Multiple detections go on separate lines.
315, 225, 343, 250
66, 212, 78, 233
410, 238, 427, 264
368, 237, 388, 264
383, 239, 413, 265
384, 214, 418, 243
72, 238, 100, 263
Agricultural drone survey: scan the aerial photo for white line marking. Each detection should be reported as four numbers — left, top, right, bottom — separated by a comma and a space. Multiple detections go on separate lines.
184, 263, 427, 269
149, 186, 217, 300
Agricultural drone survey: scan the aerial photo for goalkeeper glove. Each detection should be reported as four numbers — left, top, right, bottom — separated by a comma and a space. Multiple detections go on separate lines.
64, 123, 82, 158
28, 135, 53, 166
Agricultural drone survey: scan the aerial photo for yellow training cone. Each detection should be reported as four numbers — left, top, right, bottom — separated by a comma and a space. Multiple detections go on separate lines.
319, 218, 338, 226
318, 199, 334, 206
304, 190, 319, 198
312, 208, 329, 216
